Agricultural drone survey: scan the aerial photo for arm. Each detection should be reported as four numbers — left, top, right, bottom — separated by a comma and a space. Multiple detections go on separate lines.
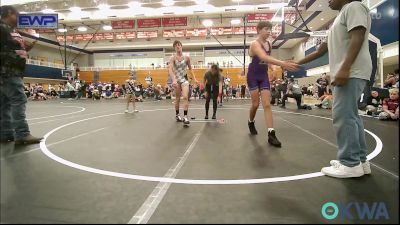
332, 27, 366, 86
203, 72, 207, 88
24, 40, 37, 52
297, 43, 328, 65
251, 42, 298, 72
219, 75, 223, 96
168, 56, 176, 84
186, 56, 198, 83
382, 101, 395, 116
339, 27, 366, 72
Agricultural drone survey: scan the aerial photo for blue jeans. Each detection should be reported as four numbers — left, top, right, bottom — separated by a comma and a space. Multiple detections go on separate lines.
0, 77, 30, 140
332, 78, 368, 167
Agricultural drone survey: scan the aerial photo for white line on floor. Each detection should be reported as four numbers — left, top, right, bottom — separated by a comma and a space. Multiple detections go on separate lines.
279, 117, 398, 179
29, 109, 119, 125
27, 106, 86, 121
4, 127, 107, 159
128, 124, 206, 224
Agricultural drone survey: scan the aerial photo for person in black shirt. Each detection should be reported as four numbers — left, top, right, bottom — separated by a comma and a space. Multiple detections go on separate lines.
316, 73, 329, 98
0, 5, 42, 144
203, 64, 222, 119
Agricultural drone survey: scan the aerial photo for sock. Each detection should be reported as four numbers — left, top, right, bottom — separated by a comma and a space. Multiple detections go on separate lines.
176, 110, 179, 115
184, 110, 188, 116
268, 128, 275, 133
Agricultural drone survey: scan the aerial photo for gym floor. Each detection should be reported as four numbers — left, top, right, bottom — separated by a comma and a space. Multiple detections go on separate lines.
1, 99, 398, 223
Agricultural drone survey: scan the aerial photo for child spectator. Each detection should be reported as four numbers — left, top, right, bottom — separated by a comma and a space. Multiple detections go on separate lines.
379, 88, 399, 120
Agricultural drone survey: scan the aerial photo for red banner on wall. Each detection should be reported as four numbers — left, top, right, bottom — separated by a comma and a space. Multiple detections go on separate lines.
95, 33, 105, 41
111, 20, 135, 29
185, 28, 208, 37
232, 26, 257, 35
163, 29, 185, 38
162, 17, 187, 27
138, 18, 161, 28
82, 34, 94, 41
137, 31, 158, 38
247, 13, 274, 23
115, 32, 136, 39
104, 33, 114, 40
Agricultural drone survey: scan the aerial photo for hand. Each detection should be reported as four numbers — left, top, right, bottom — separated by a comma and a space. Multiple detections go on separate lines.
282, 61, 299, 72
217, 96, 221, 103
332, 68, 350, 86
390, 113, 398, 120
172, 80, 178, 88
25, 40, 37, 51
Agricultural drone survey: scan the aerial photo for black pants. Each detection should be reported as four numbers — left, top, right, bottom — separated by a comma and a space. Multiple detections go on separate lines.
281, 93, 302, 109
205, 84, 218, 116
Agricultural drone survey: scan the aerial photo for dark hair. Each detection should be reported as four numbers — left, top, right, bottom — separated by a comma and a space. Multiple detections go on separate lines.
173, 40, 182, 48
256, 21, 273, 32
395, 69, 399, 74
0, 5, 18, 19
289, 78, 295, 82
211, 64, 219, 70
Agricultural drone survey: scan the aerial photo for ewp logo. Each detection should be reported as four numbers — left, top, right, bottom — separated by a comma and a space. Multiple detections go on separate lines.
18, 14, 58, 29
322, 202, 390, 221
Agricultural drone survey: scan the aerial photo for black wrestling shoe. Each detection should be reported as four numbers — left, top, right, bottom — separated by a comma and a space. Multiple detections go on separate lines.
212, 114, 216, 120
268, 130, 282, 148
248, 121, 258, 135
205, 115, 209, 120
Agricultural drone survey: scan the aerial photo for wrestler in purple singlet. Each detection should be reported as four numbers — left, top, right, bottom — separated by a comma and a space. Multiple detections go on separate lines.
247, 40, 272, 92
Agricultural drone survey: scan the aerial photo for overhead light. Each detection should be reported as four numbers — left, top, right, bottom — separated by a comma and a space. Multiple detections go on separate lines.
103, 25, 112, 30
42, 8, 55, 13
232, 0, 243, 2
98, 4, 110, 10
319, 4, 322, 7
162, 0, 174, 7
195, 0, 208, 4
320, 18, 324, 20
202, 19, 213, 27
77, 26, 87, 32
231, 19, 241, 25
69, 6, 81, 12
128, 1, 141, 8
58, 28, 67, 32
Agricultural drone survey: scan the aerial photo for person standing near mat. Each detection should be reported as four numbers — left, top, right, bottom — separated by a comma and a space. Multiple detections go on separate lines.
247, 21, 298, 147
125, 71, 139, 113
204, 64, 223, 120
0, 6, 43, 145
169, 40, 198, 126
295, 0, 372, 178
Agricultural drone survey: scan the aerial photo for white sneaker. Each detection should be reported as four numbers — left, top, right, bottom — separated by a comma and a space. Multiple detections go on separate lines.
125, 109, 129, 113
321, 162, 364, 178
330, 160, 371, 175
134, 109, 139, 113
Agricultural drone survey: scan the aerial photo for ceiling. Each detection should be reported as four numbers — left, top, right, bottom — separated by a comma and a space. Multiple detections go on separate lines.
9, 0, 339, 51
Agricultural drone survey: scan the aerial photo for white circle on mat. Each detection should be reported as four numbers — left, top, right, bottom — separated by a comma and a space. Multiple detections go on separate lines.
40, 108, 383, 185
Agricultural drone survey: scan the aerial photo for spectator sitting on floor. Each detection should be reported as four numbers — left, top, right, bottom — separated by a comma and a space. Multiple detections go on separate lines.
92, 89, 101, 100
103, 87, 113, 99
316, 90, 333, 109
50, 88, 58, 99
379, 88, 399, 120
365, 90, 384, 116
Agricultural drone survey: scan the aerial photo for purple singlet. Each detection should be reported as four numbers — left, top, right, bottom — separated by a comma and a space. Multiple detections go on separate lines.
247, 40, 272, 91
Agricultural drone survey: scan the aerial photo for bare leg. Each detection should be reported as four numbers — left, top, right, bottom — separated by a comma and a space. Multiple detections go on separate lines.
249, 90, 260, 121
181, 85, 189, 112
260, 90, 274, 129
175, 85, 182, 112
